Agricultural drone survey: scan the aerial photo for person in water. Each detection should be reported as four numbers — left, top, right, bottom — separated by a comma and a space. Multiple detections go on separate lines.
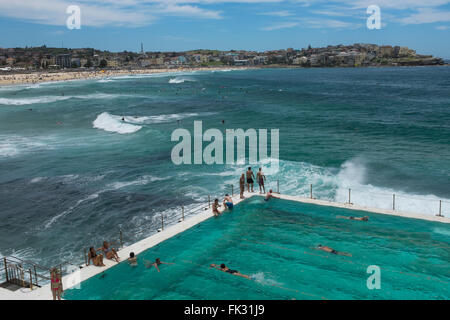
265, 189, 279, 201
223, 194, 233, 210
256, 168, 266, 194
87, 247, 105, 267
212, 198, 223, 216
50, 268, 63, 300
98, 241, 120, 262
239, 173, 246, 199
246, 167, 255, 193
338, 215, 369, 221
128, 252, 138, 266
316, 245, 352, 257
210, 264, 250, 279
144, 258, 173, 272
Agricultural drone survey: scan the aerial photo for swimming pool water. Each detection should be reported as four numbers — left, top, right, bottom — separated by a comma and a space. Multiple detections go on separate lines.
63, 197, 450, 300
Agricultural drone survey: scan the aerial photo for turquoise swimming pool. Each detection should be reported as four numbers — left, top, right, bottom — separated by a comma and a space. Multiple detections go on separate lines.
64, 197, 450, 300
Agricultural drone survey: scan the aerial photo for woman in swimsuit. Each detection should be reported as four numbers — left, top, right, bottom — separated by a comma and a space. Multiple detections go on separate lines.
87, 247, 105, 267
50, 268, 63, 300
98, 241, 120, 262
210, 263, 250, 279
212, 198, 222, 216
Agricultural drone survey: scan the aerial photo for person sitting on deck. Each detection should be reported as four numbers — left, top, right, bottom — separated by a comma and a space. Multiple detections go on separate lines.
128, 252, 138, 267
144, 258, 173, 272
50, 268, 63, 300
87, 246, 105, 267
265, 189, 279, 201
316, 244, 352, 257
98, 241, 120, 263
223, 194, 233, 210
210, 263, 250, 279
212, 198, 223, 216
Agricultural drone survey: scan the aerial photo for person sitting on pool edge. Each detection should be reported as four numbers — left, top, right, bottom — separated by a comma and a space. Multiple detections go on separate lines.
128, 252, 138, 267
223, 194, 233, 210
144, 258, 174, 272
212, 198, 223, 216
316, 244, 352, 257
210, 263, 250, 279
98, 241, 120, 263
265, 189, 280, 201
87, 247, 105, 267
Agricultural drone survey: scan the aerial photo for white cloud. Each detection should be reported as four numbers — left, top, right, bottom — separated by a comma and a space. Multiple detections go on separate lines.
261, 21, 299, 30
0, 0, 229, 27
400, 8, 450, 24
259, 10, 294, 17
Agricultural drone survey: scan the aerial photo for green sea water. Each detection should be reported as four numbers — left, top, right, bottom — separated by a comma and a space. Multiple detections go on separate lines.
0, 67, 449, 268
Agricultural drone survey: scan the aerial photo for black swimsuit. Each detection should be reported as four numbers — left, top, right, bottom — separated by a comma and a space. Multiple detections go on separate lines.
226, 269, 238, 274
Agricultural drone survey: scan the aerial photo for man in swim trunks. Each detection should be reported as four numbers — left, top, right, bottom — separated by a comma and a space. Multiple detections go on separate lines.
316, 244, 352, 257
246, 167, 255, 193
223, 194, 233, 210
212, 198, 223, 216
256, 168, 266, 194
265, 189, 279, 201
239, 174, 246, 199
210, 263, 250, 279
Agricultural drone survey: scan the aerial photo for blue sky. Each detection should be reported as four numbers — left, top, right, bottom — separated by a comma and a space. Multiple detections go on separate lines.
0, 1, 450, 58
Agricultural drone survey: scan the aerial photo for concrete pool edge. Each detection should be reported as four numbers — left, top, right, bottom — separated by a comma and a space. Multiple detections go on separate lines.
1, 191, 448, 300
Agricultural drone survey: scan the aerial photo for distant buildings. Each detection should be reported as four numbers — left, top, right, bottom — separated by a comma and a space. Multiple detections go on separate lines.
0, 44, 445, 72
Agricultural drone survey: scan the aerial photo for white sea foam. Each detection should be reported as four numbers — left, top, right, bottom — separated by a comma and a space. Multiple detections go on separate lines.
107, 175, 165, 190
0, 93, 125, 106
93, 112, 142, 134
169, 76, 195, 84
217, 158, 450, 217
93, 112, 205, 134
43, 175, 167, 229
0, 96, 72, 105
44, 193, 100, 229
0, 135, 50, 158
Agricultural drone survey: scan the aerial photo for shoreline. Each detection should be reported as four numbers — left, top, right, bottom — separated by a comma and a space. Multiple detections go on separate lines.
1, 64, 448, 86
0, 66, 255, 86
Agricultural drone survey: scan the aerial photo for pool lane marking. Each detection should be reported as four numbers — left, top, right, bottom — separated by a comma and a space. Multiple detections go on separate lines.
181, 259, 328, 300
218, 236, 450, 286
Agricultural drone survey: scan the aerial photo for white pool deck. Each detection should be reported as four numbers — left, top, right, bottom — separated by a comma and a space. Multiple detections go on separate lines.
1, 191, 448, 300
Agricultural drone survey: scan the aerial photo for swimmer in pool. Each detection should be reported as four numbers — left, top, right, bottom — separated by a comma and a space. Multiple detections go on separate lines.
210, 264, 250, 279
337, 215, 369, 221
128, 252, 138, 266
265, 189, 279, 201
144, 258, 173, 272
316, 245, 352, 257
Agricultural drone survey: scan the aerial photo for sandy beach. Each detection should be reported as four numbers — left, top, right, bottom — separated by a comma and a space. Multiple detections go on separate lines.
0, 67, 251, 86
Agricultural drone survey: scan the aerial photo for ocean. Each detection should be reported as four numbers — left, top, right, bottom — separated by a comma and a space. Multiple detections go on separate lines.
0, 67, 449, 267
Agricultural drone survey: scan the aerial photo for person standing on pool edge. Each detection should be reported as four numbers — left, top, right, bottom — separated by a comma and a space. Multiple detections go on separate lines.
239, 173, 246, 199
256, 168, 266, 194
246, 167, 255, 193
